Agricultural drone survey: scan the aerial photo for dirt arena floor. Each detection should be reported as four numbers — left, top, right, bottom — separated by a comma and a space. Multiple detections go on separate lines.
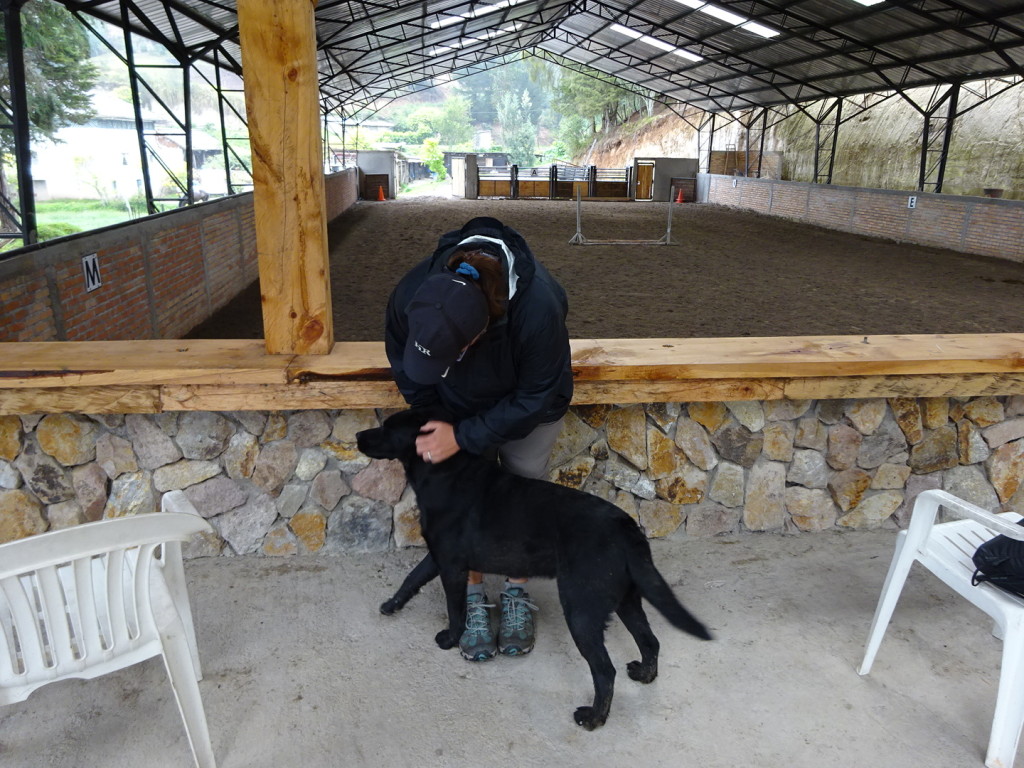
186, 197, 1024, 341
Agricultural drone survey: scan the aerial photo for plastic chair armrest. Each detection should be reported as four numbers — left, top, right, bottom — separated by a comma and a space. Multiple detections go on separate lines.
930, 489, 1023, 536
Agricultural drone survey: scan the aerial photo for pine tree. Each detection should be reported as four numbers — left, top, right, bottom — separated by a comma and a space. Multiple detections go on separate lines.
497, 88, 536, 166
1, 0, 97, 231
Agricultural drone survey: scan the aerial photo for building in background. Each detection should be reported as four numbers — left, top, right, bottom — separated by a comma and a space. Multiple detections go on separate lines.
31, 90, 223, 202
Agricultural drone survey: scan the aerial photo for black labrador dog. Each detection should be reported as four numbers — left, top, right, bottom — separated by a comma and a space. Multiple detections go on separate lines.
356, 407, 712, 730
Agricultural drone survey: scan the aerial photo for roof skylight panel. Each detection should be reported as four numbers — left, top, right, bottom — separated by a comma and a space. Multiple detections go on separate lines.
667, 0, 780, 38
427, 21, 523, 55
741, 21, 779, 38
671, 47, 704, 62
642, 35, 676, 52
698, 4, 745, 25
610, 22, 642, 39
610, 22, 703, 61
429, 0, 529, 30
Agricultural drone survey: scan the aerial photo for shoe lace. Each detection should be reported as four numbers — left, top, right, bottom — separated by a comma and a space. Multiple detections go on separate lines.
465, 597, 495, 633
500, 590, 538, 631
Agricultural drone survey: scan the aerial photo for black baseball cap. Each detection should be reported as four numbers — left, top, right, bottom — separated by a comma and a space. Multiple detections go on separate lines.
404, 273, 489, 384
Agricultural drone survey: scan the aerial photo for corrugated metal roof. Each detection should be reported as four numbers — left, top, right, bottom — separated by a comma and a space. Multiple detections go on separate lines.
56, 0, 1024, 115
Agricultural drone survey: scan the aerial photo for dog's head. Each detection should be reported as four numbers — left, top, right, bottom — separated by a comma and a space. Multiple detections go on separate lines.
356, 407, 447, 462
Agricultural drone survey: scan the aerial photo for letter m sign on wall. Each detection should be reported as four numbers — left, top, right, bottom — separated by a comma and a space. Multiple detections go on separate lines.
82, 253, 102, 292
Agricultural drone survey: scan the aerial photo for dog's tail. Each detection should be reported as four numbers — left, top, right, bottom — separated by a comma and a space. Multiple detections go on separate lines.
627, 537, 712, 641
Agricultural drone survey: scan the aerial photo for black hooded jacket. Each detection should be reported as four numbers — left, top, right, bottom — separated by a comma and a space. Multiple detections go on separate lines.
385, 217, 573, 455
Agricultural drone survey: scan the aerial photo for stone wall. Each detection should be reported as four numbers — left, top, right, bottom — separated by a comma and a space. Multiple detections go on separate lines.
2, 395, 1023, 553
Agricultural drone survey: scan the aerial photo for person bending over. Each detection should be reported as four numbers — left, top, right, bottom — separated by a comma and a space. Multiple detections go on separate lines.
384, 216, 573, 661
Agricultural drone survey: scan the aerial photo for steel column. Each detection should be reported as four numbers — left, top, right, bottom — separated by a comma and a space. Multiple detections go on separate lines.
179, 61, 195, 205
918, 84, 960, 193
214, 56, 235, 194
120, 0, 156, 214
3, 0, 35, 245
698, 112, 715, 174
813, 99, 842, 184
741, 108, 769, 178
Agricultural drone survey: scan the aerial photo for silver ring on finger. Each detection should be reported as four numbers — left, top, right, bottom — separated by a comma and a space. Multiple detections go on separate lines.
426, 451, 433, 463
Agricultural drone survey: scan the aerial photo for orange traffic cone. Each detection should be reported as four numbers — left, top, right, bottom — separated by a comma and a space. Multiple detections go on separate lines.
377, 185, 386, 201
674, 187, 685, 204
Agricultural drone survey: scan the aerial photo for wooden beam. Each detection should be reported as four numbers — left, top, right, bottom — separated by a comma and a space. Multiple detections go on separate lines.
0, 386, 163, 415
1, 334, 1023, 414
285, 334, 1024, 381
0, 340, 289, 388
572, 373, 1024, 404
7, 374, 1024, 415
161, 382, 405, 412
237, 0, 333, 355
567, 334, 1024, 379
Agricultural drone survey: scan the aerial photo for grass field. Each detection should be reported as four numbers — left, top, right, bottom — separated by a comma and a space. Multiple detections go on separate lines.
401, 177, 452, 197
38, 202, 136, 232
1, 199, 160, 253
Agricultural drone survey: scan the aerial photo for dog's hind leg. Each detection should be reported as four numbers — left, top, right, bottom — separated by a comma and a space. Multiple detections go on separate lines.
616, 586, 659, 684
560, 592, 617, 730
380, 553, 439, 615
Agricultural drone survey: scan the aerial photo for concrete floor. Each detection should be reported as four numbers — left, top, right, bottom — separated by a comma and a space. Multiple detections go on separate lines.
0, 529, 1016, 768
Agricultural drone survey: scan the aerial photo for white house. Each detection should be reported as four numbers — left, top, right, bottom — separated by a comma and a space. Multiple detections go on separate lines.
31, 90, 224, 201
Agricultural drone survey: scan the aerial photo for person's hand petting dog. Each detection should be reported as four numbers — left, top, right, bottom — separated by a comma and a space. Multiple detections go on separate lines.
416, 420, 460, 463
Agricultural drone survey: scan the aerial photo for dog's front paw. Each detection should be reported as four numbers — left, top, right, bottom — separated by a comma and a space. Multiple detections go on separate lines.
573, 706, 606, 731
435, 629, 457, 649
380, 598, 401, 615
627, 659, 658, 684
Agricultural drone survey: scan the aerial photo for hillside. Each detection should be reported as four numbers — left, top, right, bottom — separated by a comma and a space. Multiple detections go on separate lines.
577, 84, 1024, 200
580, 107, 700, 167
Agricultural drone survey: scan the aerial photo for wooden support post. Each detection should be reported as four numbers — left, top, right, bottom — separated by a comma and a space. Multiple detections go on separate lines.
237, 0, 333, 355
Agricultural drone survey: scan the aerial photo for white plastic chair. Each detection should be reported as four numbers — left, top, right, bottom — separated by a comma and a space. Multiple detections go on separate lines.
859, 489, 1024, 768
0, 506, 217, 768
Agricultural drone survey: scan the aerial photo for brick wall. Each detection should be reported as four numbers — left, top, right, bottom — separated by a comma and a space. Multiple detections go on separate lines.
0, 168, 358, 342
57, 242, 152, 341
325, 167, 359, 221
705, 175, 1024, 264
0, 271, 58, 340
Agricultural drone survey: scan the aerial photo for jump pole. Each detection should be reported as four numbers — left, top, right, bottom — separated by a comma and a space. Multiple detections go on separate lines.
569, 187, 587, 244
568, 187, 673, 246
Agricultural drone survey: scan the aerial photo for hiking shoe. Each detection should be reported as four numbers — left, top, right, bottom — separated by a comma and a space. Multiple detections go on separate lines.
499, 587, 538, 656
459, 592, 497, 662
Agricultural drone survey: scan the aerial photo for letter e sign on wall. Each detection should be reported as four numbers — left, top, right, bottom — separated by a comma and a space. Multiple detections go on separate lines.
82, 253, 102, 292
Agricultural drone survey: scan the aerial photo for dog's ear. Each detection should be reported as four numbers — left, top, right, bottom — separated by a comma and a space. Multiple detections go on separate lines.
412, 405, 455, 424
383, 408, 433, 431
388, 406, 452, 431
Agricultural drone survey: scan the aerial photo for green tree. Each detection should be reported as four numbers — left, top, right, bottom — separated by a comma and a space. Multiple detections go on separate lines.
0, 0, 97, 153
462, 68, 497, 125
552, 114, 592, 160
420, 137, 446, 180
381, 103, 440, 148
1, 0, 97, 232
435, 94, 473, 149
462, 57, 554, 134
497, 89, 536, 166
552, 69, 629, 131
